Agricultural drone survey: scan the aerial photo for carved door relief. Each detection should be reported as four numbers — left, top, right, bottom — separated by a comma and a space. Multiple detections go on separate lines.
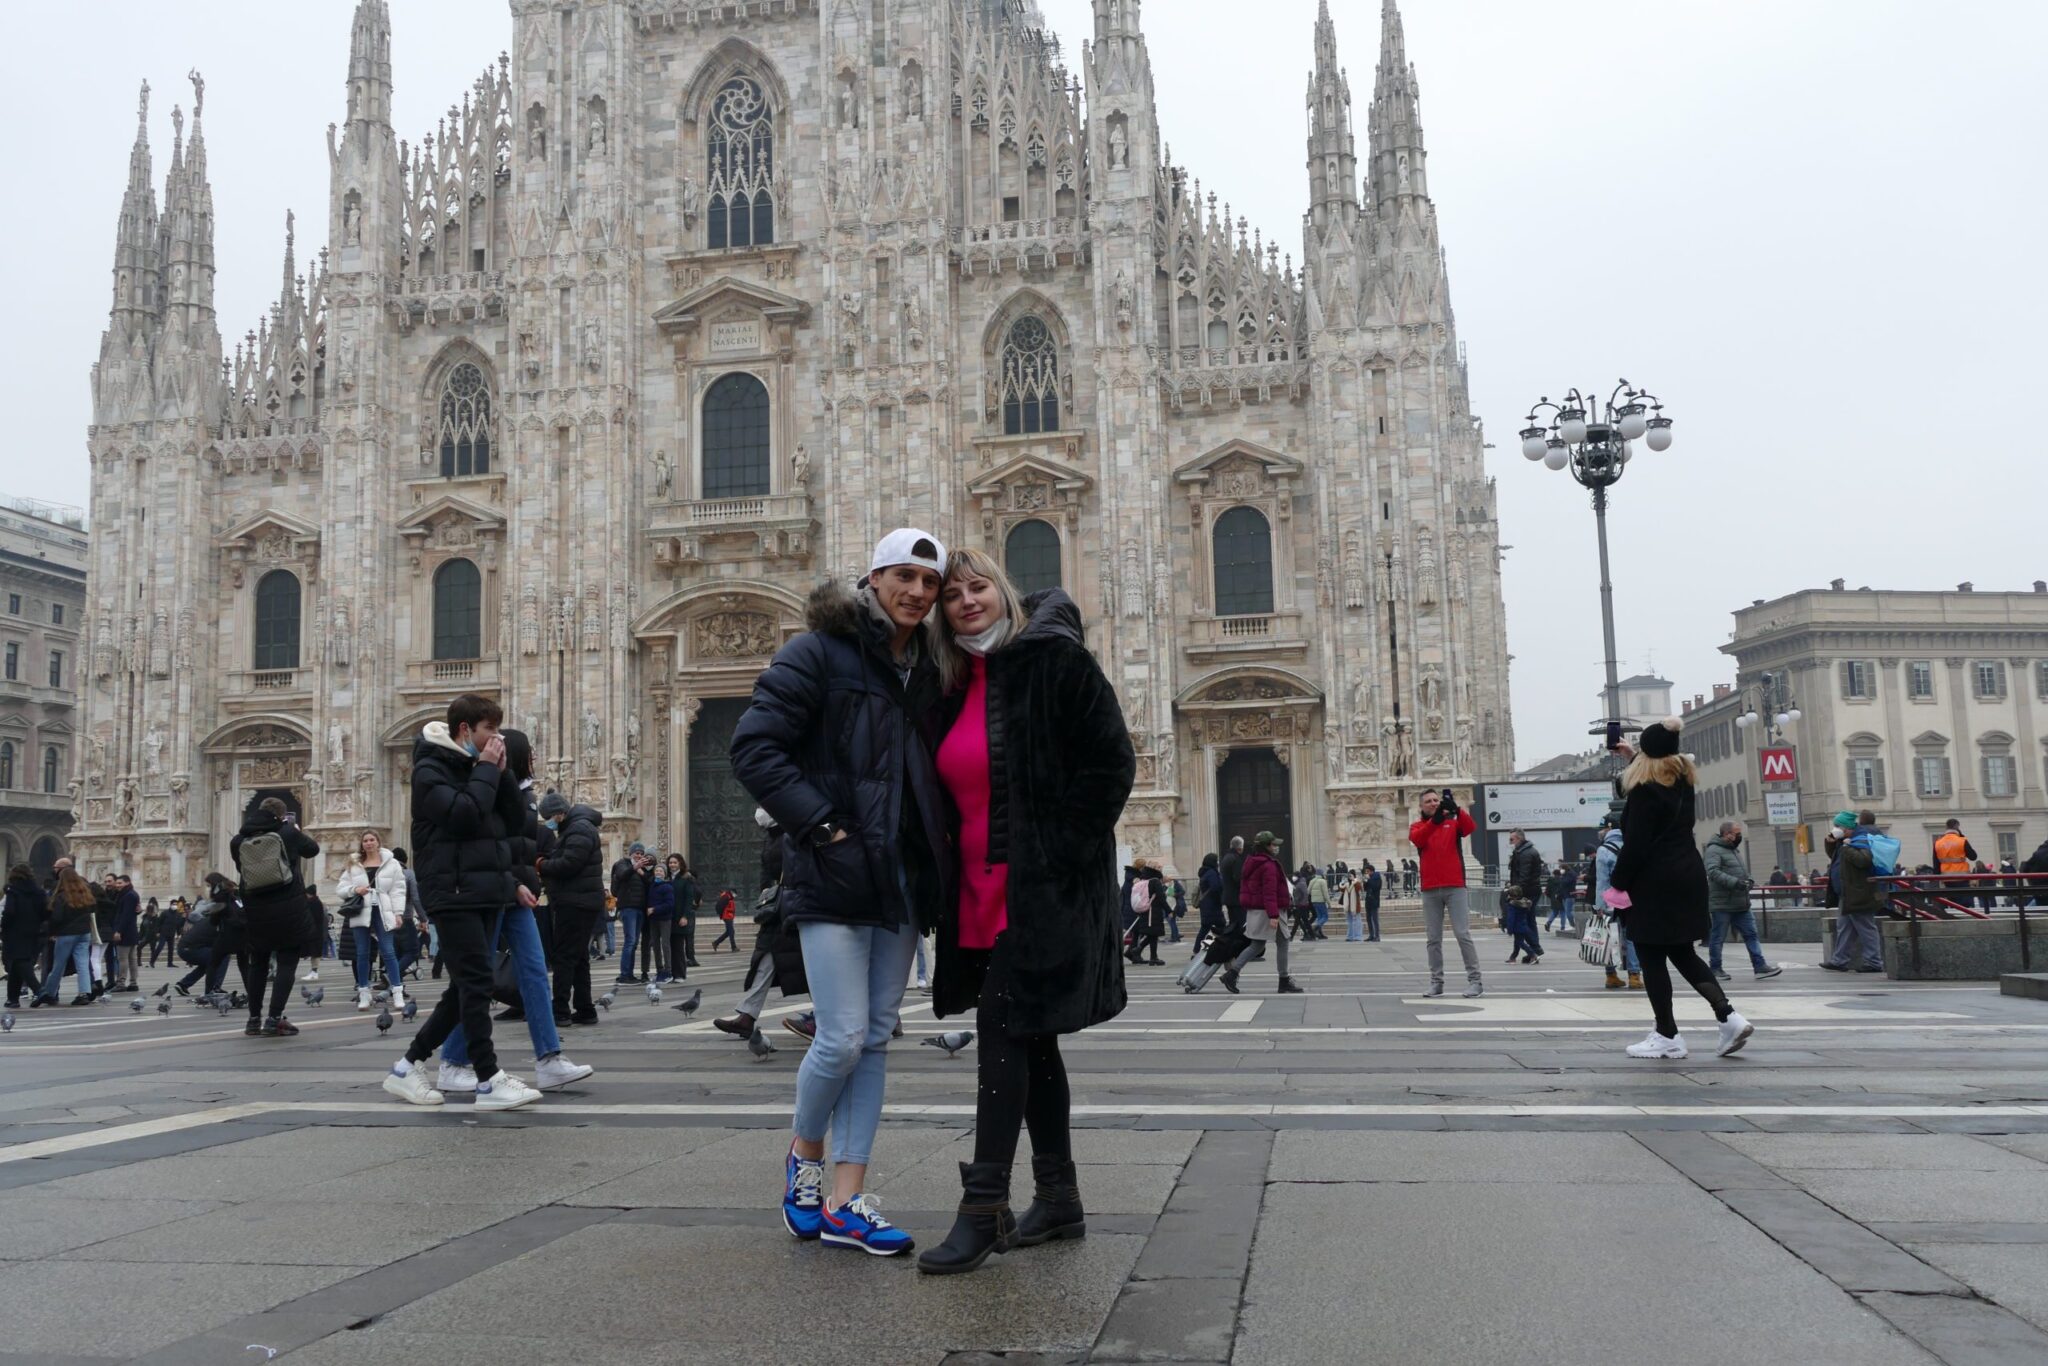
685, 697, 755, 910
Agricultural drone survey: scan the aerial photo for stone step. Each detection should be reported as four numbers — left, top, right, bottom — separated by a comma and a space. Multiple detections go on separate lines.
2000, 972, 2048, 1001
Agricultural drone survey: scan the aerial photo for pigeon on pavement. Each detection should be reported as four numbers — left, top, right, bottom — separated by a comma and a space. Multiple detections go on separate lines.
598, 990, 614, 1012
306, 985, 324, 1007
371, 988, 390, 1006
921, 1031, 975, 1057
157, 999, 172, 1016
130, 997, 146, 1012
153, 983, 171, 998
747, 1028, 777, 1059
645, 981, 662, 1005
671, 987, 703, 1017
402, 996, 417, 1022
375, 1005, 393, 1033
1, 1011, 13, 1032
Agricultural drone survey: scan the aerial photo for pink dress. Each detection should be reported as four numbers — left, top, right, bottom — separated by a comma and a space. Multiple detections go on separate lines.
936, 656, 1009, 950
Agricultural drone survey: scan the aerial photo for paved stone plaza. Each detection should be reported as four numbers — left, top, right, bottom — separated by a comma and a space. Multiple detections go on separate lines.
8, 929, 2048, 1365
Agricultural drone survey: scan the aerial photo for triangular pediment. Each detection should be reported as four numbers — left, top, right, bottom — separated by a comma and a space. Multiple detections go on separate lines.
654, 276, 810, 334
397, 494, 507, 540
1173, 439, 1305, 487
967, 452, 1094, 498
218, 509, 321, 551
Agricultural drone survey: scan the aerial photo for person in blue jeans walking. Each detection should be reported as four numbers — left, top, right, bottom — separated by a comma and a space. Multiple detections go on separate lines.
608, 845, 653, 984
336, 832, 410, 1013
732, 528, 953, 1258
34, 867, 100, 1006
435, 730, 594, 1093
1593, 821, 1640, 989
1703, 822, 1783, 982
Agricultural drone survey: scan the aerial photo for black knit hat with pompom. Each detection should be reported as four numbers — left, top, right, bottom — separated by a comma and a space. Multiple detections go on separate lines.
1639, 717, 1682, 759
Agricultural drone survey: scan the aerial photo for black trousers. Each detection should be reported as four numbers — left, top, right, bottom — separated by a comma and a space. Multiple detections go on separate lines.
405, 908, 501, 1080
237, 950, 300, 1021
4, 953, 39, 1004
1636, 940, 1733, 1039
551, 907, 599, 1014
970, 939, 1072, 1168
679, 916, 699, 964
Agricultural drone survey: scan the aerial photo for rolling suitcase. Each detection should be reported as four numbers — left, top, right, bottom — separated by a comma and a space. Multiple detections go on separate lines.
1179, 956, 1220, 994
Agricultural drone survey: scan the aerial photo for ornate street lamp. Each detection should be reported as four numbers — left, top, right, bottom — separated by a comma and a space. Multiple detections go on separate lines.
1519, 380, 1675, 804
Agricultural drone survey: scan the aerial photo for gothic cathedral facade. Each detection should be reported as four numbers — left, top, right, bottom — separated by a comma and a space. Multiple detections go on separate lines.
73, 0, 1513, 895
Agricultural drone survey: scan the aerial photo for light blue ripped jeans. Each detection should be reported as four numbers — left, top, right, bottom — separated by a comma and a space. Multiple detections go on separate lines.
791, 920, 917, 1167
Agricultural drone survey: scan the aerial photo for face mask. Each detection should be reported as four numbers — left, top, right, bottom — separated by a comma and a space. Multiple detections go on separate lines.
461, 738, 479, 757
544, 818, 560, 830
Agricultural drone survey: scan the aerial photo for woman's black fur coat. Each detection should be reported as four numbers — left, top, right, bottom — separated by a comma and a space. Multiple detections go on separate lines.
930, 589, 1137, 1037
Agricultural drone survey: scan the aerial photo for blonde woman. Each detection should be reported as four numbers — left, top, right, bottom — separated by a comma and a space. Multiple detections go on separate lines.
336, 830, 409, 1012
1607, 718, 1753, 1060
919, 547, 1135, 1275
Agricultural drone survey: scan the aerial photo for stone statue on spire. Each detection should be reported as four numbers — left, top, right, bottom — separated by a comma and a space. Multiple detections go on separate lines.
188, 69, 204, 119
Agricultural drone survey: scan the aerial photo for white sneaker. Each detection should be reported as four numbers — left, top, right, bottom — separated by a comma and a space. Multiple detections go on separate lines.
356, 987, 372, 1012
1626, 1032, 1688, 1059
390, 985, 408, 1014
473, 1070, 542, 1111
435, 1062, 479, 1094
381, 1061, 444, 1106
535, 1055, 595, 1090
300, 969, 319, 982
1716, 1012, 1754, 1058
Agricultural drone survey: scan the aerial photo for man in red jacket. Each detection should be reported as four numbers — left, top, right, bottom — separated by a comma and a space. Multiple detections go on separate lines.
1409, 789, 1483, 998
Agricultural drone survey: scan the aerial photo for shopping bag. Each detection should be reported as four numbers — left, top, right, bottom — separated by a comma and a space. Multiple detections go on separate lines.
1579, 915, 1614, 967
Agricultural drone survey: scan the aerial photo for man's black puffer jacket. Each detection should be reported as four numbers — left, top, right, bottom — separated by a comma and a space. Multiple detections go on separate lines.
539, 805, 607, 911
730, 580, 951, 933
409, 723, 525, 914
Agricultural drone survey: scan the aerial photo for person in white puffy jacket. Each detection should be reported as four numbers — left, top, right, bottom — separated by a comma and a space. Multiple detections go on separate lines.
336, 830, 410, 1012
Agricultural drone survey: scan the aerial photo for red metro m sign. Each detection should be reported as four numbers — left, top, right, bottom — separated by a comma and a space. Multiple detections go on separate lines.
1760, 747, 1798, 784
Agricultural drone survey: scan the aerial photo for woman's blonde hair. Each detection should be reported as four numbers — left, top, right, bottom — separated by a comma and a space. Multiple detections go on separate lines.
932, 546, 1029, 694
357, 829, 385, 861
55, 867, 98, 909
1620, 752, 1697, 793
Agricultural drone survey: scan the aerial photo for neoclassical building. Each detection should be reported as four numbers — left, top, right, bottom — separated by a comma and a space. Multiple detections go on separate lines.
73, 0, 1513, 897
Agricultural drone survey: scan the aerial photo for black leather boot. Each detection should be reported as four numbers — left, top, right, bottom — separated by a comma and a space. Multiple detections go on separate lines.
916, 1162, 1016, 1275
1014, 1153, 1086, 1247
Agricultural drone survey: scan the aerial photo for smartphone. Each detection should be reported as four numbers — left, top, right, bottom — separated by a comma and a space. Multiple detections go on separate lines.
1605, 721, 1624, 751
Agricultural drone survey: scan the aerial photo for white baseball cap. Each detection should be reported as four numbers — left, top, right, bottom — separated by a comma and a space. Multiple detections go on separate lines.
869, 527, 947, 578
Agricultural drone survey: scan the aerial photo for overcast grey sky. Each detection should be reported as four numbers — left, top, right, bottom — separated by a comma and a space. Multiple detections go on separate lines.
4, 0, 2042, 768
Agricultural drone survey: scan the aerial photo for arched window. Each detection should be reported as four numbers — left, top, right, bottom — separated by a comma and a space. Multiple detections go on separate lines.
433, 558, 483, 661
702, 373, 771, 498
707, 76, 775, 249
1212, 506, 1275, 616
1005, 519, 1062, 594
253, 570, 302, 670
437, 361, 493, 478
42, 746, 58, 794
1000, 316, 1060, 435
0, 741, 12, 789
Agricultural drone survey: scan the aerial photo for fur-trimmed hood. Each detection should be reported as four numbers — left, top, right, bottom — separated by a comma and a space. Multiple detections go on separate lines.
804, 579, 868, 637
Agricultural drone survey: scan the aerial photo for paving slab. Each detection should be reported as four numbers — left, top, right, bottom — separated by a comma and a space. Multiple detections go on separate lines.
0, 1194, 226, 1259
1269, 1129, 1688, 1184
61, 1198, 535, 1267
1091, 1276, 1240, 1362
1912, 1243, 2048, 1335
1715, 1188, 1964, 1294
275, 1327, 950, 1366
0, 1259, 366, 1359
1787, 1169, 2048, 1224
1860, 1289, 2048, 1365
1235, 1181, 1937, 1366
379, 1223, 1141, 1354
556, 1125, 960, 1208
1717, 1132, 2045, 1171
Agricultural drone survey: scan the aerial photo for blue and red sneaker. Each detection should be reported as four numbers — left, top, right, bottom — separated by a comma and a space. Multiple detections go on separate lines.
820, 1193, 915, 1256
783, 1147, 825, 1241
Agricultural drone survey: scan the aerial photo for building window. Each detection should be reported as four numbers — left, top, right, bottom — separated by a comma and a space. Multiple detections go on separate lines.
1004, 518, 1062, 595
436, 361, 493, 478
50, 604, 63, 626
1841, 660, 1874, 699
41, 746, 57, 793
1212, 506, 1275, 617
1914, 755, 1950, 799
707, 76, 775, 249
1846, 752, 1885, 800
47, 650, 62, 689
1973, 661, 2008, 700
2037, 661, 2048, 700
253, 569, 302, 671
1998, 831, 2020, 864
701, 373, 772, 499
1983, 754, 2017, 798
1908, 661, 1934, 699
2, 642, 15, 680
999, 316, 1060, 435
0, 742, 11, 788
432, 558, 483, 660
5, 594, 17, 614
